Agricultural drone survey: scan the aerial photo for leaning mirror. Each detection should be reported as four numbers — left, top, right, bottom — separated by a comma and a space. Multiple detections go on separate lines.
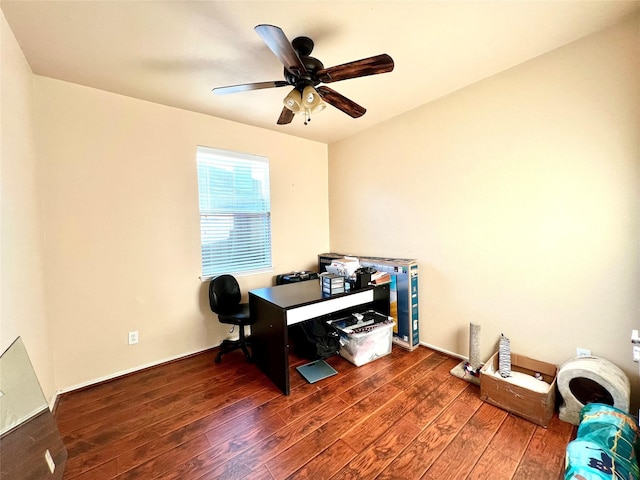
0, 337, 67, 479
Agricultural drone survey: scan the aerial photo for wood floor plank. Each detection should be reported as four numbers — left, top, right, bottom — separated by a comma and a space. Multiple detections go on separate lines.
197, 397, 350, 479
78, 380, 278, 473
243, 465, 276, 480
66, 459, 118, 480
61, 456, 83, 479
285, 439, 357, 480
402, 361, 471, 430
265, 383, 401, 479
114, 434, 212, 480
67, 375, 274, 473
245, 357, 371, 420
331, 418, 421, 480
485, 414, 536, 462
63, 370, 268, 455
112, 384, 280, 473
278, 354, 381, 422
425, 402, 508, 480
464, 414, 536, 480
335, 347, 438, 406
54, 345, 574, 480
155, 412, 289, 480
391, 352, 448, 390
466, 445, 519, 480
310, 351, 409, 401
267, 351, 402, 429
55, 349, 220, 414
57, 360, 247, 434
62, 388, 211, 453
337, 367, 407, 405
376, 385, 483, 480
511, 414, 575, 480
339, 357, 460, 453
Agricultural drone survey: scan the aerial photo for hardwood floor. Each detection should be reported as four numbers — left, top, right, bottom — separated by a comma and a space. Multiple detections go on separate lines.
54, 345, 575, 480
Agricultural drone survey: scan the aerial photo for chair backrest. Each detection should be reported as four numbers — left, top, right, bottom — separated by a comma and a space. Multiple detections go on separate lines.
209, 274, 242, 315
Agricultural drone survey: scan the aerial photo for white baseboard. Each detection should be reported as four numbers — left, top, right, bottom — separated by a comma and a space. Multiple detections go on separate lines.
49, 392, 59, 412
420, 341, 466, 361
51, 341, 464, 404
53, 345, 216, 399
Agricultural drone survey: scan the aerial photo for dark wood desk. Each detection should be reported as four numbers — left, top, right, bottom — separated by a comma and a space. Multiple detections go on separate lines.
249, 280, 390, 395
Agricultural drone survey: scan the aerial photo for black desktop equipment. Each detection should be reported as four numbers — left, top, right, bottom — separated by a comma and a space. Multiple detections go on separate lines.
275, 271, 319, 285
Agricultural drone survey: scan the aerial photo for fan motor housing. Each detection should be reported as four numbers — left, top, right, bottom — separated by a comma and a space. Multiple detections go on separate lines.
284, 56, 324, 87
284, 36, 323, 87
292, 36, 314, 56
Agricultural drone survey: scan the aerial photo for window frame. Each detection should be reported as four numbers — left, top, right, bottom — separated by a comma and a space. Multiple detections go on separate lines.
196, 146, 272, 281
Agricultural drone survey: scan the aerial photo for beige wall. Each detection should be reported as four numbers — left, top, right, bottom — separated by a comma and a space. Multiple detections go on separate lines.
329, 15, 640, 406
32, 78, 328, 391
0, 12, 56, 400
4, 6, 639, 413
3, 4, 328, 398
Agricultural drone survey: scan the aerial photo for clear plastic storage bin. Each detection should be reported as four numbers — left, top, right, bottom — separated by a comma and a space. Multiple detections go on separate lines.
328, 310, 394, 366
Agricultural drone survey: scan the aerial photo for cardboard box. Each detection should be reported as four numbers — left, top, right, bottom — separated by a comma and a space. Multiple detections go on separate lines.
480, 352, 557, 427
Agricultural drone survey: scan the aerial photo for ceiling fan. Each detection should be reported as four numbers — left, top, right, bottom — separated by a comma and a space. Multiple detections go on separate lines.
212, 24, 395, 125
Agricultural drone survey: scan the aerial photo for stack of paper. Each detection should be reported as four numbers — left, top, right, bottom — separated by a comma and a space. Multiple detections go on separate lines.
325, 256, 360, 279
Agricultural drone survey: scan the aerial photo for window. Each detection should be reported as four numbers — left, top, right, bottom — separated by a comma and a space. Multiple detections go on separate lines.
197, 146, 272, 279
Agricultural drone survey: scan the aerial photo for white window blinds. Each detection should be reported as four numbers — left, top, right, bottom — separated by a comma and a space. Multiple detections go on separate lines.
197, 146, 272, 279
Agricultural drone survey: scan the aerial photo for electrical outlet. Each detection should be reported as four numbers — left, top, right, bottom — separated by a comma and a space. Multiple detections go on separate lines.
576, 347, 591, 357
128, 331, 139, 345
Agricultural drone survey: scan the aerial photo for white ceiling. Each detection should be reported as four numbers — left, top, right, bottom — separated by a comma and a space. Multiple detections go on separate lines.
2, 1, 639, 144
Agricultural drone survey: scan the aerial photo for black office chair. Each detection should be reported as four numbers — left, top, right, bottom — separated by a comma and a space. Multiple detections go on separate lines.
209, 274, 254, 363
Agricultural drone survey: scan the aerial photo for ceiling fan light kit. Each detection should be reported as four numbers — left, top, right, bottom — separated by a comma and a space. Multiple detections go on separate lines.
302, 85, 324, 112
212, 24, 395, 126
283, 88, 303, 112
282, 85, 326, 125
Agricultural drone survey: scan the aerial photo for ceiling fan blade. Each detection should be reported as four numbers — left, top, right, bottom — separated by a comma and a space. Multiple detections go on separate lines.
277, 107, 295, 125
255, 24, 307, 77
317, 54, 394, 83
316, 86, 366, 118
212, 81, 288, 95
